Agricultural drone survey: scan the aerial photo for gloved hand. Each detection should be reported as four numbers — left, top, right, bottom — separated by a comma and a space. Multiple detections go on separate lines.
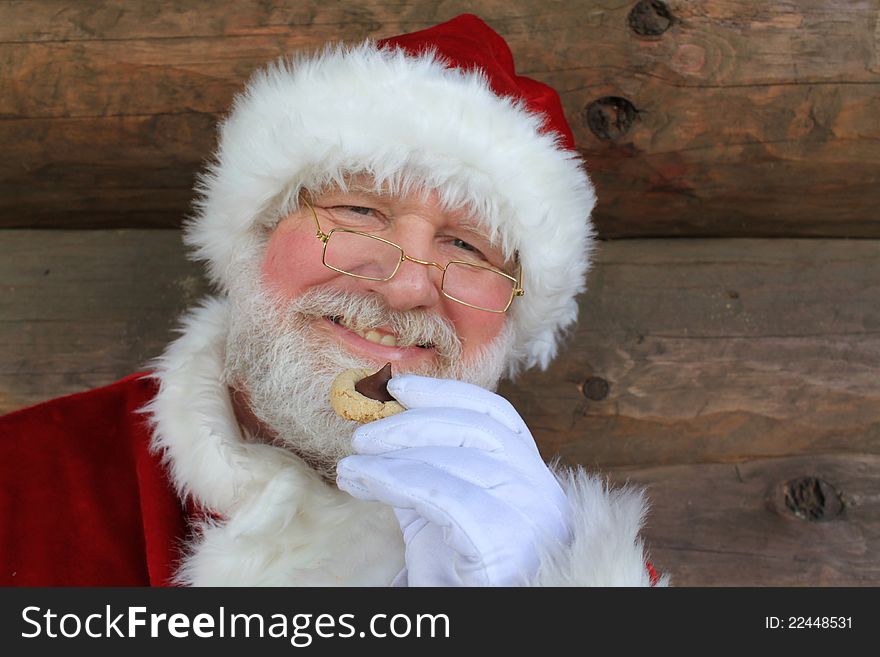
336, 374, 571, 586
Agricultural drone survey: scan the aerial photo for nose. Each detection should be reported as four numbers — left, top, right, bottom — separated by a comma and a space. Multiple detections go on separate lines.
357, 222, 444, 313
364, 254, 443, 311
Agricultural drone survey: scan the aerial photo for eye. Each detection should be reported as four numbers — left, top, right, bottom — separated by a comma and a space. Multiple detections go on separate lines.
448, 237, 497, 266
445, 234, 507, 270
337, 206, 375, 216
452, 237, 480, 254
327, 205, 385, 229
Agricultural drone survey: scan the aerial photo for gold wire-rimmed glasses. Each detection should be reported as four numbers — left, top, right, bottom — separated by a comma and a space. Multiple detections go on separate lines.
303, 200, 524, 313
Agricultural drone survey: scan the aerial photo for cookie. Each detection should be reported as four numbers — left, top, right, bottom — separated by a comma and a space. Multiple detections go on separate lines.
330, 362, 405, 423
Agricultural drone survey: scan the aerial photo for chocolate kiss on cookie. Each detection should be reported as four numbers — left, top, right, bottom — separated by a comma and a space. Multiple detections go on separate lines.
330, 362, 405, 423
355, 362, 395, 401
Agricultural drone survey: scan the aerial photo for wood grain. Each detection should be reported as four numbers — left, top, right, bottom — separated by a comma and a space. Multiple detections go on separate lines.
1, 231, 877, 584
607, 454, 880, 585
500, 239, 880, 469
2, 1, 878, 235
0, 230, 207, 412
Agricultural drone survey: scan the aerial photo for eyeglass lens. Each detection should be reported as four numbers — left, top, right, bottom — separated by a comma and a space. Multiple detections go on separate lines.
324, 230, 515, 312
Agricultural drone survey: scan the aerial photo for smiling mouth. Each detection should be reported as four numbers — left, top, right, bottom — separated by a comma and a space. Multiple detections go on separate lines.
327, 316, 434, 349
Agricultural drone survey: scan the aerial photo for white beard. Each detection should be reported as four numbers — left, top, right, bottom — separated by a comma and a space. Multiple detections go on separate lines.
222, 257, 515, 478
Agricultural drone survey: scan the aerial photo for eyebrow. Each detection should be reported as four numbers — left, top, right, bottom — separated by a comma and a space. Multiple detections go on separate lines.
316, 187, 393, 207
345, 183, 388, 197
317, 187, 497, 245
452, 220, 492, 241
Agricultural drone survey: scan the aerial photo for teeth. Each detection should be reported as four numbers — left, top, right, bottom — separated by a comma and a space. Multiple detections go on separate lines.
331, 316, 401, 347
329, 316, 430, 349
364, 329, 383, 344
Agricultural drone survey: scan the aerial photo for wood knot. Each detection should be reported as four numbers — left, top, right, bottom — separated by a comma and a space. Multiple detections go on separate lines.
782, 477, 843, 522
628, 0, 674, 36
584, 97, 638, 141
581, 376, 610, 401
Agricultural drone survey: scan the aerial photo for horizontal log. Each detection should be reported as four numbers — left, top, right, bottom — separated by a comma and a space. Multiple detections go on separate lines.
0, 114, 213, 228
1, 1, 878, 235
501, 238, 880, 467
607, 453, 880, 586
0, 230, 206, 412
3, 1, 875, 84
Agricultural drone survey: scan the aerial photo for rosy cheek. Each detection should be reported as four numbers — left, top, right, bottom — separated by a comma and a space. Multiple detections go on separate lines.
260, 225, 327, 298
447, 302, 507, 352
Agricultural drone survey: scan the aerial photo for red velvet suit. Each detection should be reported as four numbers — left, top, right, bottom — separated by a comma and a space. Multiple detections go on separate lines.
0, 373, 188, 586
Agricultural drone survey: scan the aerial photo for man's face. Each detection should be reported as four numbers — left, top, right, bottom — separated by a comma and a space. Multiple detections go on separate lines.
223, 181, 515, 477
260, 185, 509, 369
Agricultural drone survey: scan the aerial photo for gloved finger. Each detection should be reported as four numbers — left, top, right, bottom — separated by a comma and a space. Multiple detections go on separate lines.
393, 507, 428, 544
357, 446, 521, 491
336, 454, 537, 568
355, 410, 569, 521
375, 446, 570, 536
387, 375, 528, 437
353, 407, 507, 455
338, 450, 518, 507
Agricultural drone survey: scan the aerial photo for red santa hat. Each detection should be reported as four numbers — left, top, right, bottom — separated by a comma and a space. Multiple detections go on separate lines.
185, 14, 596, 374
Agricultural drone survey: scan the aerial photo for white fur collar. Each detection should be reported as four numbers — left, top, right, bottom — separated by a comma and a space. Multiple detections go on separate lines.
145, 296, 664, 587
144, 296, 404, 585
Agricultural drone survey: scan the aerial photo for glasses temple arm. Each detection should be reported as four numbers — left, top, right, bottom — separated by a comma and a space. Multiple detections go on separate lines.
300, 199, 329, 243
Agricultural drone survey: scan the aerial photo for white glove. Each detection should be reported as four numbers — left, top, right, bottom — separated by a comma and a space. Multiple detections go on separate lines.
336, 374, 571, 586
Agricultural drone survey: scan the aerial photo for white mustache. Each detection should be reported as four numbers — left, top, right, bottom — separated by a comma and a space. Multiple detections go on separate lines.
280, 286, 463, 364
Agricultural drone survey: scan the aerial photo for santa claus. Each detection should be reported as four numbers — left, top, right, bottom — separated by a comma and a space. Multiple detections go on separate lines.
0, 14, 665, 587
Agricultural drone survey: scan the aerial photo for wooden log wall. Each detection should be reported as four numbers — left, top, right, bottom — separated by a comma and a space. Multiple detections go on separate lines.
2, 2, 878, 586
2, 0, 879, 236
